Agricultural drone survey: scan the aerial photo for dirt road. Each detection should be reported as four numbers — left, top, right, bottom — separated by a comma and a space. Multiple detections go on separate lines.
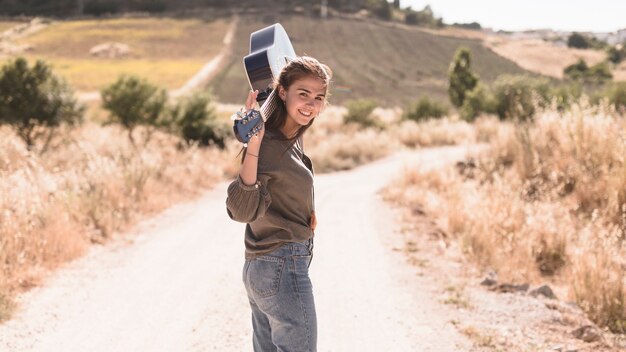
0, 145, 479, 352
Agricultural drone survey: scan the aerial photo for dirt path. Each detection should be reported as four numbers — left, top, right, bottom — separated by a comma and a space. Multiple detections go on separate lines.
0, 145, 484, 351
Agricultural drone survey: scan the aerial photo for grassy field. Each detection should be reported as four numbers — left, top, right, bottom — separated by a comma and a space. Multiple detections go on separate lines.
209, 14, 530, 106
14, 17, 231, 90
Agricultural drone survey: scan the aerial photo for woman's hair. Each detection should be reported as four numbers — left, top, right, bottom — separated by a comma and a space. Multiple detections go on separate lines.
264, 56, 333, 144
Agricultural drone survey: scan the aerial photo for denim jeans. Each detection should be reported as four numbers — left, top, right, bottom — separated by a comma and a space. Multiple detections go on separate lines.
243, 239, 316, 352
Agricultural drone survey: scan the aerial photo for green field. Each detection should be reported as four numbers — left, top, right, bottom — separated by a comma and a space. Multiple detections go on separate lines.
14, 17, 231, 91
209, 14, 530, 106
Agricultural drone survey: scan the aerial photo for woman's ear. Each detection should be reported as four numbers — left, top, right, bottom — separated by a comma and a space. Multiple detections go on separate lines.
278, 86, 286, 101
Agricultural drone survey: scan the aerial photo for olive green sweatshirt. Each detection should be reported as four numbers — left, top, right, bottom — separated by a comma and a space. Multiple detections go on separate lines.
226, 130, 315, 259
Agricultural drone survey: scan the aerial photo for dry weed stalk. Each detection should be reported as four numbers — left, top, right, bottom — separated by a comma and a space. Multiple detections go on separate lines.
384, 104, 626, 333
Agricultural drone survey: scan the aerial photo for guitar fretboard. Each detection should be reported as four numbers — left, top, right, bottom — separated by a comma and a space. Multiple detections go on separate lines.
259, 89, 277, 123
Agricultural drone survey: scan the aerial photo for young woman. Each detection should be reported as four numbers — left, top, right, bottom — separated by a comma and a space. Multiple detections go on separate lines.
226, 56, 332, 352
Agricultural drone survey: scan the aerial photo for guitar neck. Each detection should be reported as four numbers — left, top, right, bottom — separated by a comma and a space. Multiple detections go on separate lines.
259, 88, 277, 123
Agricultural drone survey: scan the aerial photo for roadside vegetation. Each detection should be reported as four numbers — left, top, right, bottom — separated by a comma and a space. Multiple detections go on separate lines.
383, 46, 626, 336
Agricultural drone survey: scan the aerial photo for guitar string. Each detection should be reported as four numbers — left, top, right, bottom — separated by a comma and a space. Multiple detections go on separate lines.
259, 88, 277, 123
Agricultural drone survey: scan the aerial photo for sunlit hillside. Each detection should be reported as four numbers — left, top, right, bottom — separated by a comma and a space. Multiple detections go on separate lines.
12, 17, 231, 91
210, 14, 530, 106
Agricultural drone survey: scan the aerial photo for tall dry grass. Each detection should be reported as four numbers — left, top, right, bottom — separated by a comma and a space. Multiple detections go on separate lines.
307, 107, 477, 173
383, 104, 626, 334
0, 124, 237, 321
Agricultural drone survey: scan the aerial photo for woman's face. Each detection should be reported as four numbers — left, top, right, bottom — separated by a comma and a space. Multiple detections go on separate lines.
279, 75, 327, 128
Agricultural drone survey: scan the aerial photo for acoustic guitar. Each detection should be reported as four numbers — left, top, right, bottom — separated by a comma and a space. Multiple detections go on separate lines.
233, 23, 296, 144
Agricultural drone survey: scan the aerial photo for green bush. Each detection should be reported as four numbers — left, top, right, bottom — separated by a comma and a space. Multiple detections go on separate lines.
567, 33, 607, 50
343, 99, 383, 129
460, 84, 495, 121
403, 5, 442, 27
492, 75, 552, 121
564, 58, 589, 81
606, 82, 626, 113
404, 96, 448, 121
101, 75, 168, 145
568, 33, 592, 49
448, 47, 478, 108
171, 92, 228, 148
551, 82, 583, 111
564, 59, 612, 84
0, 57, 83, 152
607, 45, 626, 64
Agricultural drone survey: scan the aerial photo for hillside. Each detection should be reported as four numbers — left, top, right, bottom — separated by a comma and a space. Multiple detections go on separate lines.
209, 14, 531, 106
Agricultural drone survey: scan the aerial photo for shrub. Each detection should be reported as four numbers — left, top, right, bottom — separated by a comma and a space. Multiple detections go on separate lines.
492, 75, 551, 121
564, 59, 613, 84
551, 82, 583, 111
101, 75, 168, 145
171, 92, 229, 148
343, 99, 383, 129
448, 47, 478, 108
567, 33, 592, 49
460, 84, 495, 121
606, 82, 626, 113
566, 33, 607, 50
0, 57, 83, 152
404, 96, 448, 122
607, 45, 626, 64
564, 58, 589, 81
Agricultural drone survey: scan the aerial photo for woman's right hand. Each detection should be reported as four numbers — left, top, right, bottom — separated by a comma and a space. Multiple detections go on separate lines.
245, 90, 265, 146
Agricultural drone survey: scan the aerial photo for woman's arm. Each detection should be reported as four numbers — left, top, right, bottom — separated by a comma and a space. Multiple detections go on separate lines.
239, 90, 265, 186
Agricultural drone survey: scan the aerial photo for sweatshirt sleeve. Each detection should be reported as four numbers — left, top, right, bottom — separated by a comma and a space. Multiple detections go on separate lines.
226, 175, 272, 223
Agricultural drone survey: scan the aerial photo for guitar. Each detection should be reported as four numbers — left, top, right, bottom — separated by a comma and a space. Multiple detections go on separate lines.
233, 23, 297, 144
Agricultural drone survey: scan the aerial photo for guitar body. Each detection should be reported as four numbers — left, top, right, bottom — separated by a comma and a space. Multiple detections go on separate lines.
243, 23, 296, 105
233, 23, 297, 143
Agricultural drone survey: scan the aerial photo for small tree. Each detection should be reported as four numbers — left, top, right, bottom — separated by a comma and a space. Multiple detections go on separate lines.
171, 92, 229, 148
0, 57, 83, 152
460, 84, 495, 121
101, 75, 168, 145
448, 47, 478, 108
568, 33, 591, 49
404, 96, 448, 121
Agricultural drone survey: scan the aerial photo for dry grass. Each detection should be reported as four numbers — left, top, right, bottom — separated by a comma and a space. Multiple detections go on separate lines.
389, 115, 477, 148
485, 37, 606, 79
306, 107, 476, 173
0, 123, 236, 321
306, 106, 397, 173
13, 17, 230, 90
383, 104, 626, 334
0, 21, 23, 34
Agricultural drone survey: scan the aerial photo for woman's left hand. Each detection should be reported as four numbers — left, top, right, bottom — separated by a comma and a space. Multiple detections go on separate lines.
310, 211, 317, 231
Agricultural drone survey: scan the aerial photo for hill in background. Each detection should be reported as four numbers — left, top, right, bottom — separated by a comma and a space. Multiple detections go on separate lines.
209, 13, 530, 106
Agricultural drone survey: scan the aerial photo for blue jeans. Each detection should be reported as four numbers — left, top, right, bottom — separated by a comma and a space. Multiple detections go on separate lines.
243, 239, 316, 352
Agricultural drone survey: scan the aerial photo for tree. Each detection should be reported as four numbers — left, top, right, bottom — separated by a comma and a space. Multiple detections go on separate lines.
568, 33, 591, 49
171, 92, 229, 148
101, 75, 168, 145
0, 57, 83, 152
448, 47, 478, 108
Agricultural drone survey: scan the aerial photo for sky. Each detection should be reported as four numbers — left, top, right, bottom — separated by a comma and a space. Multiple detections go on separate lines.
401, 0, 626, 33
